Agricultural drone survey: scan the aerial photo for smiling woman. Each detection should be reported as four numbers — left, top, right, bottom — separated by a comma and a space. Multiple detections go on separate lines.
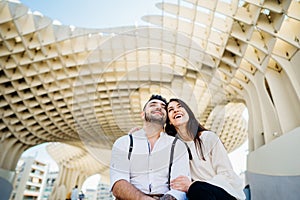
19, 0, 163, 28
165, 98, 246, 200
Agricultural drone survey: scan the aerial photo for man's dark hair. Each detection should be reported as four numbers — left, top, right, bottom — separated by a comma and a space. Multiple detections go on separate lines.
143, 94, 167, 110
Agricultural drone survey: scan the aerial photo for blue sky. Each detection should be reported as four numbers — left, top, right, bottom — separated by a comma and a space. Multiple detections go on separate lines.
19, 0, 163, 28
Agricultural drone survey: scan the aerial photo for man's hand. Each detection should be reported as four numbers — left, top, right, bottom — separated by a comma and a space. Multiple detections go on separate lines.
159, 194, 177, 200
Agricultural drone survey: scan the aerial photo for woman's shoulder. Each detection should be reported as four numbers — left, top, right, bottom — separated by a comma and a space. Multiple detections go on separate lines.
200, 130, 219, 141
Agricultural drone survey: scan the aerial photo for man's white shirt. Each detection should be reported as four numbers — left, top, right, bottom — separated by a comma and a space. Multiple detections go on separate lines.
110, 129, 190, 199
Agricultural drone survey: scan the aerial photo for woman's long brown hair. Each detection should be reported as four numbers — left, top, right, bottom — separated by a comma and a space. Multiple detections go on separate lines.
165, 98, 207, 160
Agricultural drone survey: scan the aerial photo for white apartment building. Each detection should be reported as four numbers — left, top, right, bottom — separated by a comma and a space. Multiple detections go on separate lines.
40, 171, 58, 200
11, 157, 48, 200
96, 183, 114, 200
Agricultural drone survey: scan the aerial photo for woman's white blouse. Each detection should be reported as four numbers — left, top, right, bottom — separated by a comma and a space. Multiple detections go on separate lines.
187, 131, 246, 200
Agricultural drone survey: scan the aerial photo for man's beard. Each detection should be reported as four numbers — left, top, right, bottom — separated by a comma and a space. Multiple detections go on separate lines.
144, 112, 165, 126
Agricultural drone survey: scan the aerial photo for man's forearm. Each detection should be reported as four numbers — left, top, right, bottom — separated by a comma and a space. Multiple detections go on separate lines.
112, 179, 154, 200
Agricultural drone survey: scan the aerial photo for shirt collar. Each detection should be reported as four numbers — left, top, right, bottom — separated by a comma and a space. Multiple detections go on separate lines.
133, 129, 165, 138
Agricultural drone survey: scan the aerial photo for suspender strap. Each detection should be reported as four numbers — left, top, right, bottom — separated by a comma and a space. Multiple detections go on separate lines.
168, 136, 178, 189
128, 134, 133, 160
128, 134, 190, 188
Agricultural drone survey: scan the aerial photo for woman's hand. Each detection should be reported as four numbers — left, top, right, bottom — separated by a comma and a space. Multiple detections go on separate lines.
129, 127, 141, 134
170, 175, 192, 192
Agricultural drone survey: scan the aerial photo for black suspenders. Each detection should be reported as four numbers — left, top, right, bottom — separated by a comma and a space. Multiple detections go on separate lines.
167, 135, 178, 189
127, 134, 192, 189
128, 134, 133, 160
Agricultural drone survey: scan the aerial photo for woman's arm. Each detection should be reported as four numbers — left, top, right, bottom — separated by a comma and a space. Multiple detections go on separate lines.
170, 175, 192, 192
207, 133, 243, 189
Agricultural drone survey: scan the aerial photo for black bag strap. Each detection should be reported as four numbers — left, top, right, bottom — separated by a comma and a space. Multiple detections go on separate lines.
128, 134, 133, 160
184, 143, 193, 160
168, 135, 178, 189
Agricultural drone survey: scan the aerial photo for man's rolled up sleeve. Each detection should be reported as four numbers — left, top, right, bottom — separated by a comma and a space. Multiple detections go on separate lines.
110, 137, 130, 190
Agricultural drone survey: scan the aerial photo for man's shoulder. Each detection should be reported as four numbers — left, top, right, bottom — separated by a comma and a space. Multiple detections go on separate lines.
113, 134, 131, 147
161, 132, 176, 141
113, 129, 145, 146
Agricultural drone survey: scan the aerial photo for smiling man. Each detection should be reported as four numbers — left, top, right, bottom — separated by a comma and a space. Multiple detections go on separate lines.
110, 94, 190, 200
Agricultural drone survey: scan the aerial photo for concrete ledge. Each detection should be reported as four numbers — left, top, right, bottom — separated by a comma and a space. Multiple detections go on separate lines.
247, 127, 300, 176
246, 171, 300, 200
